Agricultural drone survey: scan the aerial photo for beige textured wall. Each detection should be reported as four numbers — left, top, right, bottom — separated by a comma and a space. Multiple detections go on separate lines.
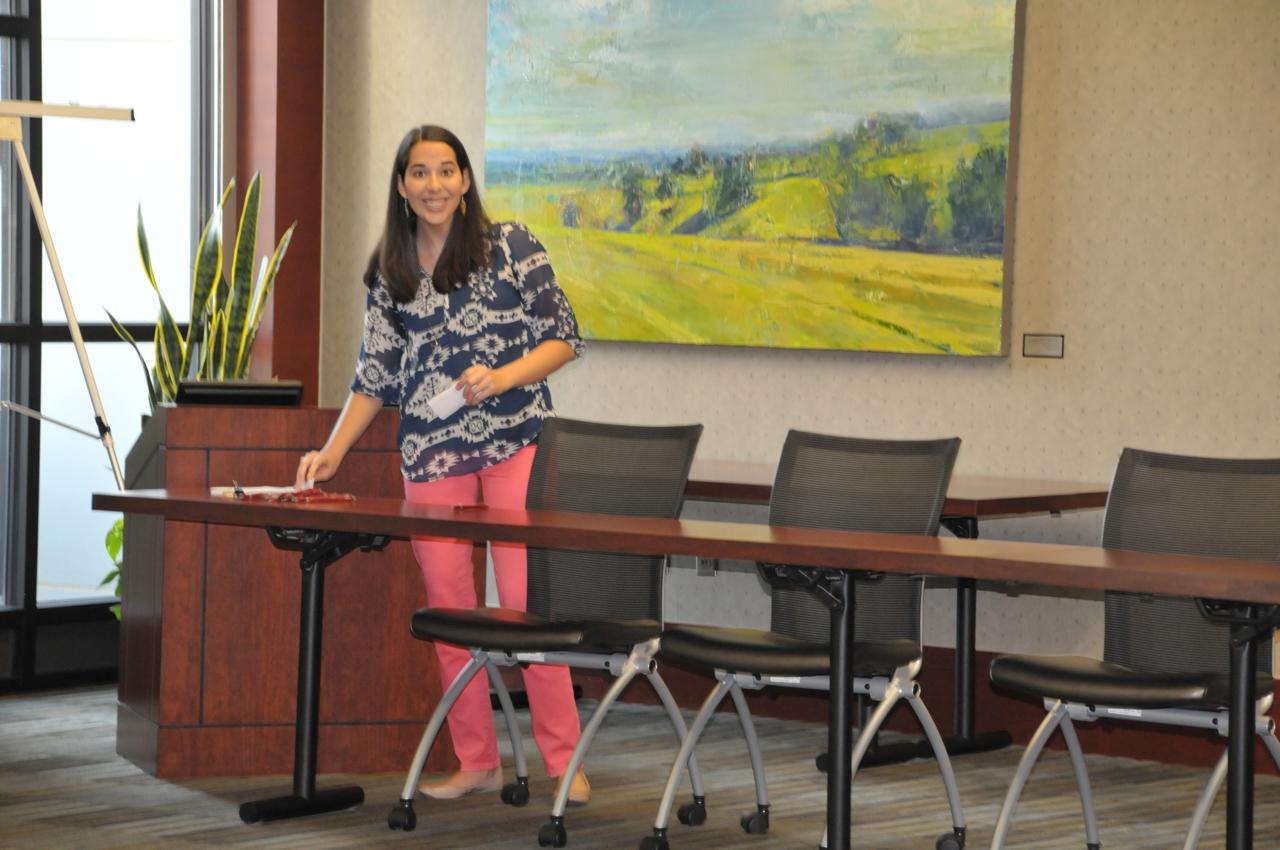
322, 0, 487, 398
321, 0, 1280, 653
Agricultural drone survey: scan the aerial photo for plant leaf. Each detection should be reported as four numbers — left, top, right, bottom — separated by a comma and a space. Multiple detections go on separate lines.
136, 204, 160, 294
235, 222, 296, 377
197, 296, 214, 379
235, 256, 268, 379
208, 276, 231, 379
223, 173, 261, 379
189, 199, 224, 336
137, 205, 184, 396
106, 309, 158, 412
104, 517, 124, 565
187, 181, 235, 379
214, 303, 229, 379
201, 308, 215, 379
153, 322, 178, 401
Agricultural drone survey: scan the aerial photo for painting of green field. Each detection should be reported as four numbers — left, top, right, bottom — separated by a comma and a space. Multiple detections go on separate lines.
487, 220, 1002, 354
486, 0, 1018, 355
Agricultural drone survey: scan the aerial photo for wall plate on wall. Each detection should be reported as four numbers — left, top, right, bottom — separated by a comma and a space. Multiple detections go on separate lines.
1022, 333, 1064, 358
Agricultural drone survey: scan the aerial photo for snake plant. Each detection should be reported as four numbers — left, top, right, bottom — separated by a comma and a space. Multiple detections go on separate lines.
107, 172, 296, 410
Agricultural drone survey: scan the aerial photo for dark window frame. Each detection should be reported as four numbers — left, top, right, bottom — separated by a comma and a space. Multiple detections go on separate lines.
0, 2, 203, 691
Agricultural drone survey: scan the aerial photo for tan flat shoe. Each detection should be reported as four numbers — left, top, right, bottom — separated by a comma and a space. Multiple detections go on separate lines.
418, 767, 503, 800
566, 766, 590, 806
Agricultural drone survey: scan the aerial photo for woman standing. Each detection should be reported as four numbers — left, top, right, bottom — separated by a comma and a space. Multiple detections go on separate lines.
296, 125, 588, 803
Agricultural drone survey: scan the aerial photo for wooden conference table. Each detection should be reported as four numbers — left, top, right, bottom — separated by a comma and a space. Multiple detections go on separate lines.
93, 489, 1280, 850
688, 460, 1110, 758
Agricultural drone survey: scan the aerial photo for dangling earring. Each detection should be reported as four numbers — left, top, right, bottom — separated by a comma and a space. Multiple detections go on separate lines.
460, 197, 468, 218
403, 197, 412, 218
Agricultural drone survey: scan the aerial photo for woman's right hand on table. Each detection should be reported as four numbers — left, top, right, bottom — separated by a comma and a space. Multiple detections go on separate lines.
296, 448, 341, 489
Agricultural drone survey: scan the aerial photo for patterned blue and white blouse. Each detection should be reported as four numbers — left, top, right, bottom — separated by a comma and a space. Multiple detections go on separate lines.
351, 222, 584, 482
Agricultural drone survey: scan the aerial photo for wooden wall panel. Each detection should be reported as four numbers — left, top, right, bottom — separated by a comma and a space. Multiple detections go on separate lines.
235, 0, 324, 403
313, 541, 437, 722
156, 452, 210, 727
117, 513, 162, 722
117, 418, 170, 725
156, 723, 448, 777
202, 522, 299, 725
119, 407, 457, 777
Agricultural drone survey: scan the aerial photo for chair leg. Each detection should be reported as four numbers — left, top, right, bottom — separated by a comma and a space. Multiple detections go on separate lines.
1184, 750, 1227, 850
1057, 714, 1101, 849
395, 651, 491, 804
1184, 722, 1280, 849
905, 684, 967, 841
991, 700, 1067, 849
547, 658, 641, 819
647, 668, 707, 798
728, 680, 771, 815
485, 658, 530, 804
816, 685, 903, 850
1260, 723, 1280, 772
850, 683, 899, 777
651, 675, 735, 835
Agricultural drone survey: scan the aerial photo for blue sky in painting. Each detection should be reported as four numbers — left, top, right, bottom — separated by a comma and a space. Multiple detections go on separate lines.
486, 0, 1017, 156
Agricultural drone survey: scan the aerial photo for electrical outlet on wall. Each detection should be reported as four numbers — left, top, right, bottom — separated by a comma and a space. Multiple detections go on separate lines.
1022, 333, 1065, 358
696, 556, 718, 577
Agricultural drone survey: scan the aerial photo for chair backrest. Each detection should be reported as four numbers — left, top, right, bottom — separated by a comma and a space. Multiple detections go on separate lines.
1102, 448, 1280, 676
524, 418, 703, 622
766, 431, 961, 649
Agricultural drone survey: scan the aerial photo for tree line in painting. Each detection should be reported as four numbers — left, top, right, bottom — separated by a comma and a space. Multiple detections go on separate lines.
488, 113, 1008, 258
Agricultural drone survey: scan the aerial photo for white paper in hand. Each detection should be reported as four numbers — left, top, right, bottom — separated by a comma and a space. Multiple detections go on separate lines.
427, 383, 465, 419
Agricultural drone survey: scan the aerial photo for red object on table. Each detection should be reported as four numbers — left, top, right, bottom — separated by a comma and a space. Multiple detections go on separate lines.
237, 488, 356, 504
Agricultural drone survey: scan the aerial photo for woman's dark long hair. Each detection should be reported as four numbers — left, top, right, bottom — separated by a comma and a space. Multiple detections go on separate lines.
365, 125, 490, 301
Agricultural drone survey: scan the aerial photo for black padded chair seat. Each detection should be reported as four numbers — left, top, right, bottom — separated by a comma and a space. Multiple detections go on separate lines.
411, 607, 585, 652
578, 619, 663, 652
990, 653, 1275, 710
659, 624, 919, 677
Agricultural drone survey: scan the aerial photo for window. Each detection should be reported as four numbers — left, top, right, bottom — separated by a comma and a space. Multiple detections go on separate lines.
0, 0, 221, 688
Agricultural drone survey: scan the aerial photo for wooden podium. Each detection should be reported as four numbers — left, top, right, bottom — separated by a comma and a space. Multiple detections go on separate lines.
117, 406, 467, 778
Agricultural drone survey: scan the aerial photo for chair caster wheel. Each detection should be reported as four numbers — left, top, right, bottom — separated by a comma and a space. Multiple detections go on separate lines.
936, 832, 963, 850
638, 835, 669, 850
740, 804, 769, 835
387, 799, 416, 831
501, 777, 530, 806
538, 818, 568, 847
676, 796, 706, 826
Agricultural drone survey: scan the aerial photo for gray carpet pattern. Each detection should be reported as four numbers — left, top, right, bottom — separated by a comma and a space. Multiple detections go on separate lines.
1, 687, 1277, 848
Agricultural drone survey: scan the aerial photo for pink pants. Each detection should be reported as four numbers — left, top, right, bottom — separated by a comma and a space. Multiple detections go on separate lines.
404, 444, 582, 776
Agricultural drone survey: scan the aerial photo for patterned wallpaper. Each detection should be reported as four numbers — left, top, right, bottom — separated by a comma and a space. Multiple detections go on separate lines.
321, 0, 1280, 654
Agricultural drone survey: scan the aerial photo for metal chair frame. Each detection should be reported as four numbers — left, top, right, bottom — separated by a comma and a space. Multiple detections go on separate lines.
641, 431, 966, 850
991, 448, 1280, 850
991, 692, 1280, 850
384, 419, 705, 848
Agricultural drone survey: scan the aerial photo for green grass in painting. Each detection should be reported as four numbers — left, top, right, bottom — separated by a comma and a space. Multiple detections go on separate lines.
524, 226, 1002, 354
702, 178, 839, 242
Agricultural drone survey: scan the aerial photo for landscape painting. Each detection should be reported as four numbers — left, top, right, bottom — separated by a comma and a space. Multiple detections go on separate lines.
485, 0, 1020, 354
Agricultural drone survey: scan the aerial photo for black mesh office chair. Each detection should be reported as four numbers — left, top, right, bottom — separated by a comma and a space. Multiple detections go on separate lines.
639, 431, 966, 850
386, 418, 704, 849
989, 448, 1280, 849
